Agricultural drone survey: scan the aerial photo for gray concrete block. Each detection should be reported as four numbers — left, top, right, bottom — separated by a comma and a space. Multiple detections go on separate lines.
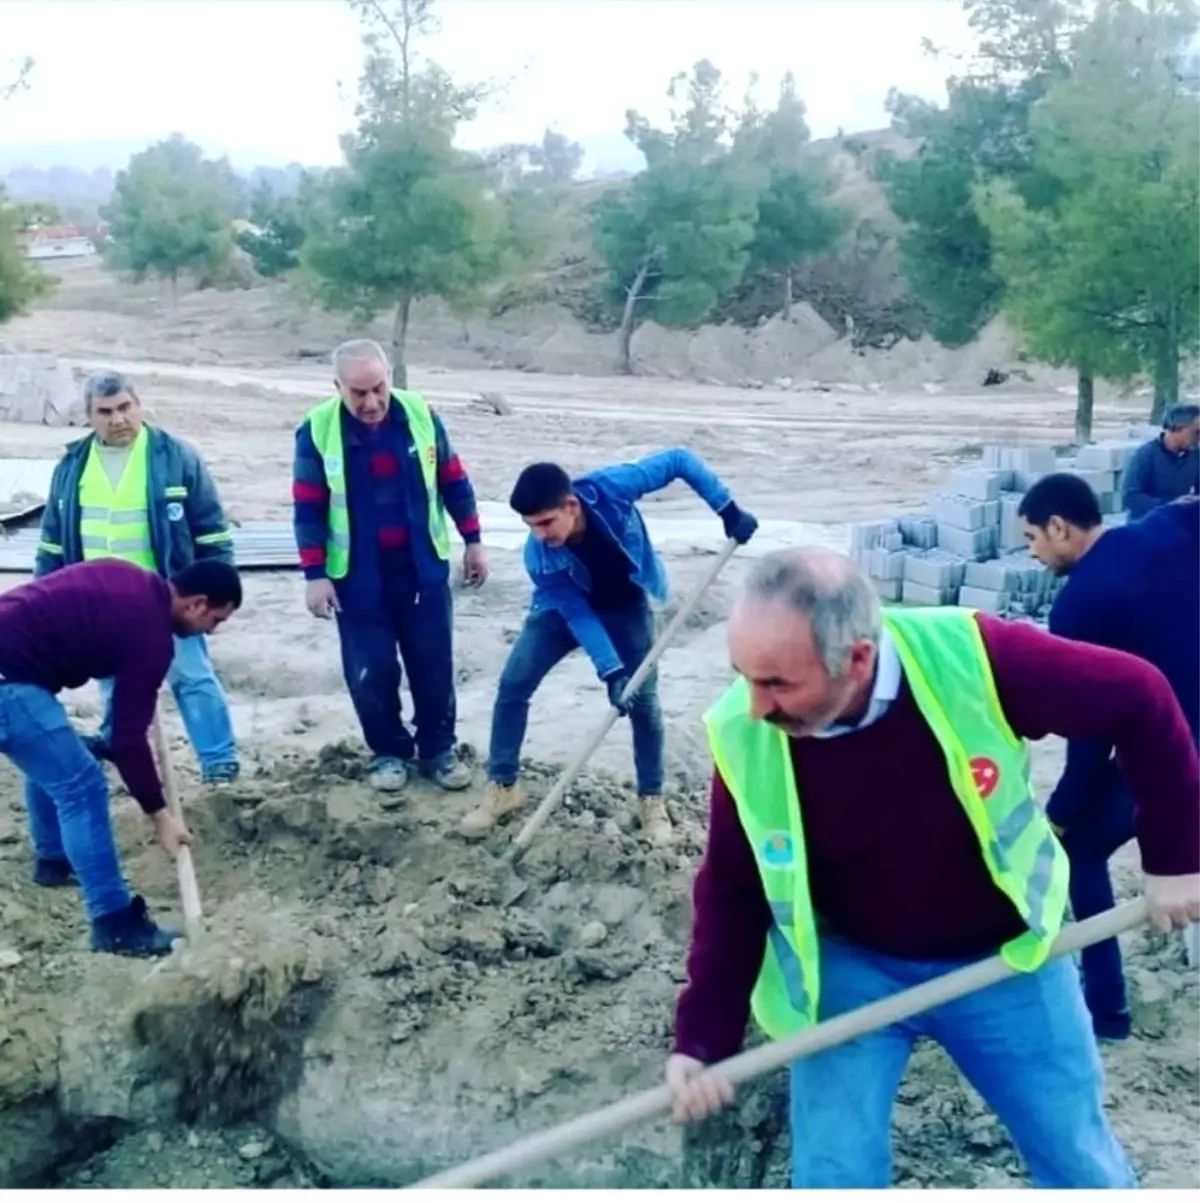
899, 516, 938, 550
958, 585, 1009, 614
871, 576, 903, 602
936, 522, 999, 561
931, 494, 990, 531
869, 548, 907, 580
1011, 447, 1056, 475
947, 467, 1005, 501
1070, 468, 1117, 493
903, 554, 955, 589
903, 578, 957, 606
964, 559, 1023, 592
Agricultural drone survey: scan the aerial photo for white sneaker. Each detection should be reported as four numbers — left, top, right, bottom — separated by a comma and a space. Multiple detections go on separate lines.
369, 758, 410, 796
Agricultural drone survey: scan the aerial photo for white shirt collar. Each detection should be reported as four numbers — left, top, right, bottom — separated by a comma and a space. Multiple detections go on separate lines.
810, 629, 901, 739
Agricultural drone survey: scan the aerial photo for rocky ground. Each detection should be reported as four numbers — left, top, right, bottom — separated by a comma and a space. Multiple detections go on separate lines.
0, 269, 1196, 1188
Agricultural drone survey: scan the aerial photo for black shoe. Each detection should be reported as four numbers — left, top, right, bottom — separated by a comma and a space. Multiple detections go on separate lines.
90, 895, 180, 959
33, 857, 78, 888
1092, 1010, 1132, 1042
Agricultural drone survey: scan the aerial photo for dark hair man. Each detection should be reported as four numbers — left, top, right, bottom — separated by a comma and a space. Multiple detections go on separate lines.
292, 339, 487, 799
1121, 403, 1200, 518
1021, 473, 1200, 1039
0, 558, 243, 957
462, 451, 758, 842
36, 370, 240, 785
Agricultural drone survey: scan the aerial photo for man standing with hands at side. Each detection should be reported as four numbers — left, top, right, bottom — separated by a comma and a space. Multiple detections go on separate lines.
292, 340, 487, 798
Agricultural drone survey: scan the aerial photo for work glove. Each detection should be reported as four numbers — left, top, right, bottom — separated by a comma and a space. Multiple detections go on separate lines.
719, 500, 759, 545
604, 671, 633, 716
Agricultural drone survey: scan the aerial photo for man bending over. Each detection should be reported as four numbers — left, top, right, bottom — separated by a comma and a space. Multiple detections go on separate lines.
463, 449, 758, 842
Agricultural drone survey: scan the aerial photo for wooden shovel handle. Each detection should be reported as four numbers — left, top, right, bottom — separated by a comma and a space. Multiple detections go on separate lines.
410, 899, 1149, 1189
509, 539, 740, 860
151, 703, 203, 942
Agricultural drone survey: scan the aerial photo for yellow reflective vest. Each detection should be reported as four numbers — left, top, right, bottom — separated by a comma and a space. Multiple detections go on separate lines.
302, 393, 450, 580
703, 605, 1069, 1039
78, 427, 156, 571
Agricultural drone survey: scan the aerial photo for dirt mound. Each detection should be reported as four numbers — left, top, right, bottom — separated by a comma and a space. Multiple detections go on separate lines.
2, 730, 1197, 1188
630, 305, 838, 383
130, 903, 326, 1123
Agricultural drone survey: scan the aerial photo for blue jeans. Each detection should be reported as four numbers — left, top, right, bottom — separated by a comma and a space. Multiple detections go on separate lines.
100, 634, 236, 771
1058, 777, 1135, 1022
488, 598, 665, 795
788, 933, 1136, 1188
0, 681, 131, 920
336, 580, 456, 763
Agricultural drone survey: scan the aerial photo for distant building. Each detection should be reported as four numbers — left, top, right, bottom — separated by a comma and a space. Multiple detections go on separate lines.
20, 224, 98, 261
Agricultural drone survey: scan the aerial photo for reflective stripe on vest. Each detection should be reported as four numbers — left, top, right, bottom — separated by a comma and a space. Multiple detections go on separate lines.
78, 427, 156, 570
301, 392, 450, 580
703, 605, 1069, 1040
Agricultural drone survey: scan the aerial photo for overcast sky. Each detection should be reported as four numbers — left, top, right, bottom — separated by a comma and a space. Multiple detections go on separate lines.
1, 0, 972, 170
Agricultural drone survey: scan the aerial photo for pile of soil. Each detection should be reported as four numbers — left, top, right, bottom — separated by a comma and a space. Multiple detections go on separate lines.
1, 734, 1196, 1189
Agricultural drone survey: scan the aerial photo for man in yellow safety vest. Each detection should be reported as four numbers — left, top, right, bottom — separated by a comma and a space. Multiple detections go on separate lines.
292, 340, 487, 797
666, 546, 1200, 1188
35, 371, 240, 785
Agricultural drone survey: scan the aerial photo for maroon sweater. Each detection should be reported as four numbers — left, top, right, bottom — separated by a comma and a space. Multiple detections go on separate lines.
674, 613, 1200, 1064
0, 560, 172, 815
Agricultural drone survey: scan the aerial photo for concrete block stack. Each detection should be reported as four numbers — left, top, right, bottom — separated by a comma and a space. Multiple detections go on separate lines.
849, 433, 1153, 619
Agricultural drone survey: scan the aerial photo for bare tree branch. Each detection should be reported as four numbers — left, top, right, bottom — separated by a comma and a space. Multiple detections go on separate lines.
1, 56, 33, 104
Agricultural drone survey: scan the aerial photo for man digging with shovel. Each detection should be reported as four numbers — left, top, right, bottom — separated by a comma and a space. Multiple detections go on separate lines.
463, 451, 758, 843
667, 546, 1199, 1188
0, 558, 243, 957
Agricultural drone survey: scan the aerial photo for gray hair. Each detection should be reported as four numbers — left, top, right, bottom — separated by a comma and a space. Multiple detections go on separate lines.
83, 370, 140, 413
1164, 403, 1200, 430
740, 546, 882, 677
332, 338, 390, 381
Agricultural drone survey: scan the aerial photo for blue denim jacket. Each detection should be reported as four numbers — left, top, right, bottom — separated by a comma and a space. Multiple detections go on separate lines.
522, 448, 733, 678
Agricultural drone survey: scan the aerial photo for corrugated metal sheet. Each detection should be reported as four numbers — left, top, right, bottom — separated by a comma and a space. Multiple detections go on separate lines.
0, 458, 58, 528
0, 522, 302, 574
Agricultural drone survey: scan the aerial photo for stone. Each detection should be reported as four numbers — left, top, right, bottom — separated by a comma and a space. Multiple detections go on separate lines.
577, 921, 608, 948
238, 1140, 269, 1161
0, 949, 22, 969
0, 354, 83, 425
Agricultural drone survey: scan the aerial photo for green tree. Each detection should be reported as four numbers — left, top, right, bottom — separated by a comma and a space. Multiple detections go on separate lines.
235, 179, 307, 277
301, 0, 503, 386
592, 60, 760, 372
0, 55, 51, 323
980, 0, 1200, 425
0, 189, 52, 323
876, 0, 1086, 347
736, 73, 844, 318
101, 135, 240, 297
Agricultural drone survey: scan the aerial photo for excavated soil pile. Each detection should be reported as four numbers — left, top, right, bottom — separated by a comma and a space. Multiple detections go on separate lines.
129, 906, 326, 1123
1, 737, 1198, 1189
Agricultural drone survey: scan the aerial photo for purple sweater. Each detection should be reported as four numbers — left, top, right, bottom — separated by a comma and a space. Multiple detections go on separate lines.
674, 614, 1200, 1065
0, 560, 173, 814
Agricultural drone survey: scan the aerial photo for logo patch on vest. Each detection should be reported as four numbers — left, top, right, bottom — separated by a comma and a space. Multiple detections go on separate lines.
166, 502, 184, 521
970, 756, 1001, 800
426, 445, 436, 465
325, 457, 342, 476
762, 830, 795, 867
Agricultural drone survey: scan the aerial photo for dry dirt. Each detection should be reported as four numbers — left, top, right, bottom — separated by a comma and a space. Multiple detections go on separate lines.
0, 265, 1196, 1188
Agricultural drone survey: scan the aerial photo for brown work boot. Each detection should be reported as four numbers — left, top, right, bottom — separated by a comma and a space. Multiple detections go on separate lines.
460, 782, 523, 839
638, 795, 673, 844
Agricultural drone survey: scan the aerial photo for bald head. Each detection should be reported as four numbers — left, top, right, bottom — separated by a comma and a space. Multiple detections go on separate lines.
730, 546, 881, 737
333, 339, 392, 425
